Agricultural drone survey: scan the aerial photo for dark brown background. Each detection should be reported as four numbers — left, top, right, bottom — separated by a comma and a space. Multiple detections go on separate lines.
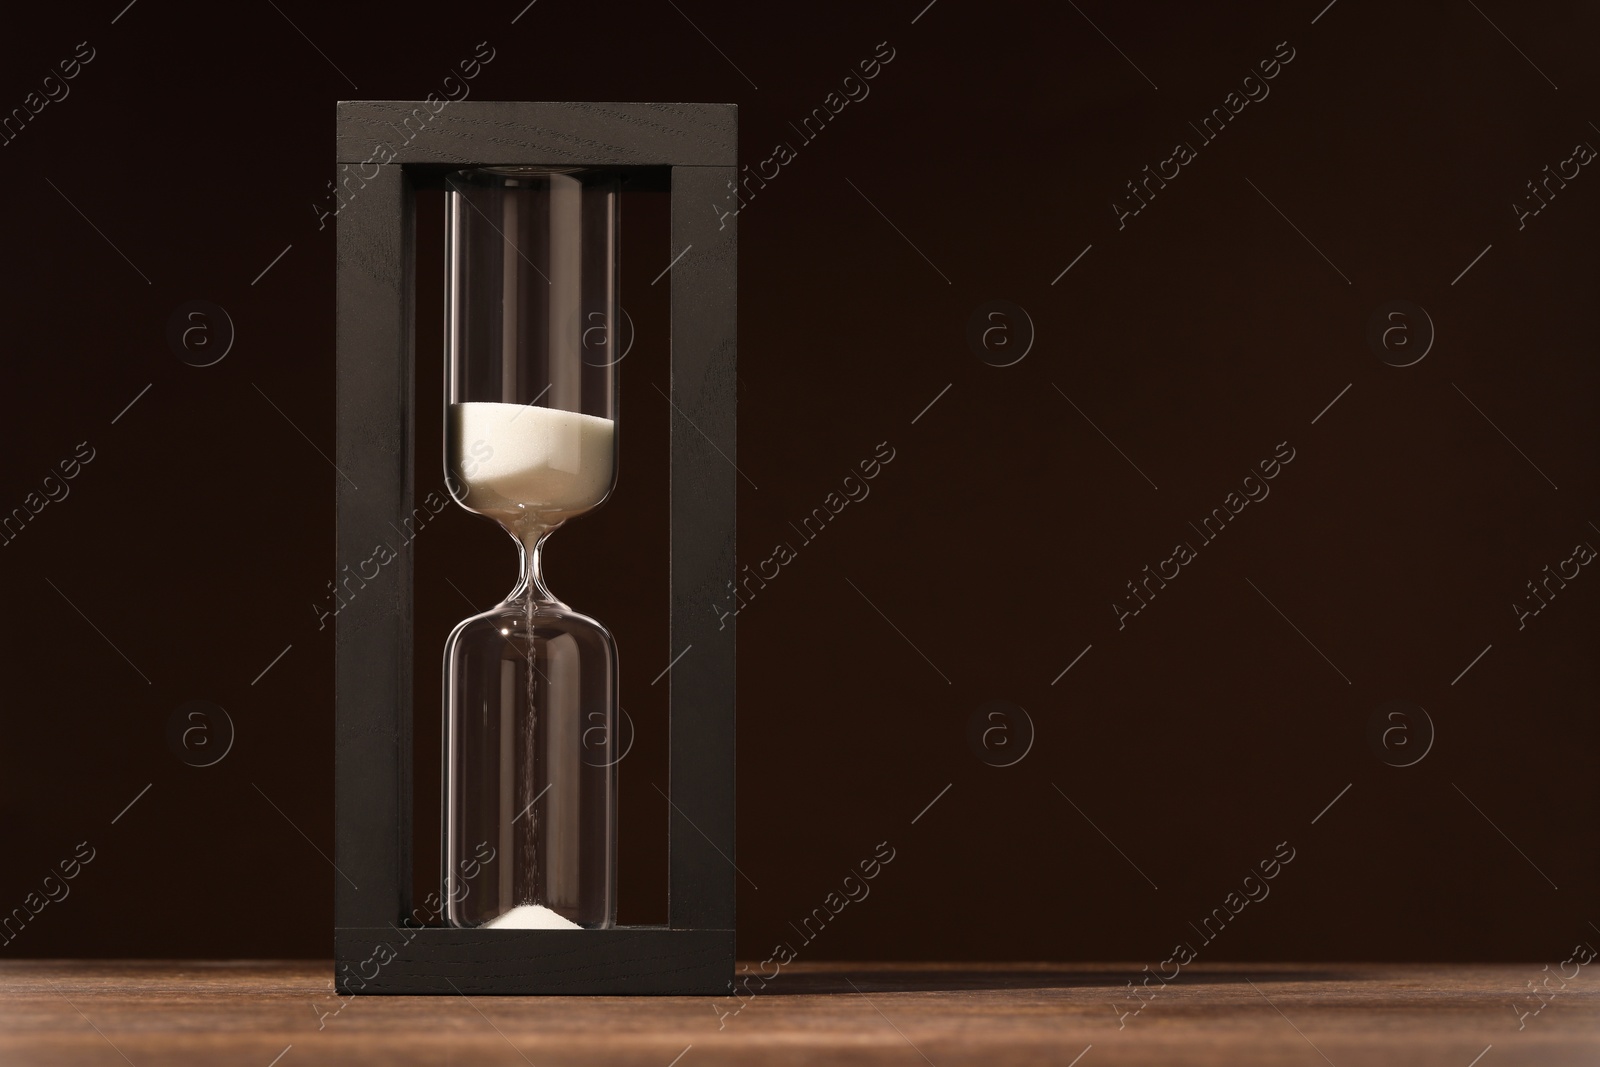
1, 0, 1595, 963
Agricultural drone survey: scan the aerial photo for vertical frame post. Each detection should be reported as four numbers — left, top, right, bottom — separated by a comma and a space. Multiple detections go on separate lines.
668, 166, 738, 930
334, 164, 414, 931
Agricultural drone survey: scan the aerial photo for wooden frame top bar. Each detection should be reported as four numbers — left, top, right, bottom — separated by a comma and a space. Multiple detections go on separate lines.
336, 101, 737, 166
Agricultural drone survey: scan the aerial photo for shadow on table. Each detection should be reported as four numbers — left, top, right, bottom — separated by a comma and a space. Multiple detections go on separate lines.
755, 965, 1360, 995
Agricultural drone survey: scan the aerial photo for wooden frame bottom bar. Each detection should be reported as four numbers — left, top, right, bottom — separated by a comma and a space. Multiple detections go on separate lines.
334, 927, 736, 995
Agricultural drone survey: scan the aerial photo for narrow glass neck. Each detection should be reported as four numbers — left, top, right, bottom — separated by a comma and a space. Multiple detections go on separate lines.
508, 525, 559, 606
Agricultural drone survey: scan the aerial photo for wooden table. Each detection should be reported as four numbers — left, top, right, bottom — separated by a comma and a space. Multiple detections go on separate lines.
2, 961, 1596, 1065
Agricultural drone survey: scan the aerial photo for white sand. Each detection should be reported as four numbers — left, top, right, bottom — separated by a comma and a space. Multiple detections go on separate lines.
485, 903, 582, 929
450, 402, 615, 524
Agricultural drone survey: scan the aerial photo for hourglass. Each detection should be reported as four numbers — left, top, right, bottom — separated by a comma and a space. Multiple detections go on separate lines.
442, 167, 620, 929
333, 99, 736, 994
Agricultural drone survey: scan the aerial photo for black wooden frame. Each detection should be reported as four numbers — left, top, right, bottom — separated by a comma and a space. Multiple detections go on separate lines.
333, 102, 736, 995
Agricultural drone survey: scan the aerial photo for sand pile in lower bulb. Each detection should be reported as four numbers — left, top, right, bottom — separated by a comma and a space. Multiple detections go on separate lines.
485, 904, 581, 929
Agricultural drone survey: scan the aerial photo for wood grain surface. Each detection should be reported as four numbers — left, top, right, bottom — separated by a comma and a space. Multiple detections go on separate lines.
1, 961, 1596, 1065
